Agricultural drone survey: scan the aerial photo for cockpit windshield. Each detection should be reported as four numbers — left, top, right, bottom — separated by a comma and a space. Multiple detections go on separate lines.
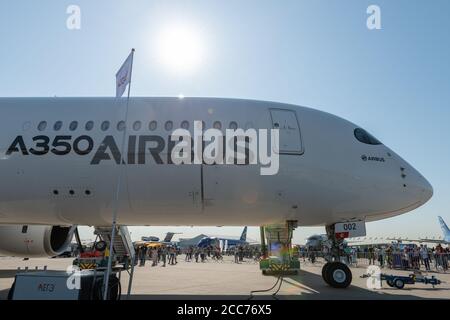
354, 128, 382, 145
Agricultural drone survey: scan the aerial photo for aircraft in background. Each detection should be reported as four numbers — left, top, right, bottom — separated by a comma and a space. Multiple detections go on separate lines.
305, 234, 363, 251
305, 234, 328, 251
387, 216, 450, 245
0, 97, 433, 288
197, 226, 248, 248
134, 232, 179, 246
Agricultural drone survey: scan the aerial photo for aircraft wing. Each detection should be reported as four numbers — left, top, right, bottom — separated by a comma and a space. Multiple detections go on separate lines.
386, 237, 448, 244
417, 238, 449, 244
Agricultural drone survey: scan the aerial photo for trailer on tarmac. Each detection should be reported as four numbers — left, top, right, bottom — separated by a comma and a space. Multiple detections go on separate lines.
382, 273, 442, 289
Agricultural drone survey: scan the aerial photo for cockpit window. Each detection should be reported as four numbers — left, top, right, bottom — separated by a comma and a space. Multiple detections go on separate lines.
354, 128, 382, 145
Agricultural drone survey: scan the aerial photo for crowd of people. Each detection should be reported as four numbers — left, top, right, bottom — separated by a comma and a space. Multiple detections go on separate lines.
135, 241, 449, 273
355, 244, 449, 271
300, 243, 449, 272
135, 245, 180, 267
134, 244, 262, 267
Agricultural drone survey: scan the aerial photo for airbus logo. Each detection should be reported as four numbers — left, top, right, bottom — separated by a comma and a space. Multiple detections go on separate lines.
361, 155, 385, 162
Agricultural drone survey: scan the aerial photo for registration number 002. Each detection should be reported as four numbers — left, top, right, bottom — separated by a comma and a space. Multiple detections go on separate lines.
334, 221, 366, 238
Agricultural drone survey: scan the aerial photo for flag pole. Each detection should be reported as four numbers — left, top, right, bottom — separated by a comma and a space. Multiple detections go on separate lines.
103, 48, 135, 300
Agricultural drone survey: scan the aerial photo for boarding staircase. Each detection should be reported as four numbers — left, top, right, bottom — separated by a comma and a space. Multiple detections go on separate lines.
94, 225, 136, 298
94, 226, 135, 265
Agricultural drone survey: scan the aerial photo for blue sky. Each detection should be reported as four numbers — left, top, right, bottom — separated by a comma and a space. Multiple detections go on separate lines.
1, 1, 449, 243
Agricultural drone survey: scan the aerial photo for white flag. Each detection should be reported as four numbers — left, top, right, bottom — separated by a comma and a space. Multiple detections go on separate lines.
116, 50, 134, 98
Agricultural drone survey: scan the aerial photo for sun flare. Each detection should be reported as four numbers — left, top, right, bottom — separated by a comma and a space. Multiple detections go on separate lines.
156, 23, 205, 74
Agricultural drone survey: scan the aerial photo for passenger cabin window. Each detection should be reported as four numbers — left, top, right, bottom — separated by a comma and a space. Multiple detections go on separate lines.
69, 121, 78, 131
22, 225, 28, 233
85, 121, 94, 131
54, 121, 62, 131
229, 121, 238, 130
354, 128, 382, 145
38, 121, 47, 131
117, 121, 126, 131
181, 120, 189, 130
133, 121, 141, 131
165, 121, 173, 131
149, 121, 157, 131
101, 121, 110, 131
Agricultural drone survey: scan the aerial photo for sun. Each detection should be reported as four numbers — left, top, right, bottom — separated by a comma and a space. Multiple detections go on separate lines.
156, 23, 205, 74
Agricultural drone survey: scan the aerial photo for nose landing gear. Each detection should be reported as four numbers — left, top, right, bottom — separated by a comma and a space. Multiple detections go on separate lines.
321, 224, 352, 288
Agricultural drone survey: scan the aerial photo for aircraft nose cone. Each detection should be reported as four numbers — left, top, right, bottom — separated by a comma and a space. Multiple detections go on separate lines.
420, 177, 433, 203
412, 173, 433, 204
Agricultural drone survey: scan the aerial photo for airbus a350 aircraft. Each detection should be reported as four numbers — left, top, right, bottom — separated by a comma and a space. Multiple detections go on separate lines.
0, 97, 433, 288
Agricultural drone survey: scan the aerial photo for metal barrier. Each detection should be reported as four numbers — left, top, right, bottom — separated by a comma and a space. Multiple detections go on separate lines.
298, 250, 449, 273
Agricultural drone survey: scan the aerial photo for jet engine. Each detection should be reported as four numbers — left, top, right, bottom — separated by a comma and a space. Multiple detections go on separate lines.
0, 225, 76, 257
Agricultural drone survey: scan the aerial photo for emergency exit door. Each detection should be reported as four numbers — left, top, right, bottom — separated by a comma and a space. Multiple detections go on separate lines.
269, 109, 303, 154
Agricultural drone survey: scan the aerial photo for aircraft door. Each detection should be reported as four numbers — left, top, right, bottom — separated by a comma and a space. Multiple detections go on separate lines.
269, 109, 303, 154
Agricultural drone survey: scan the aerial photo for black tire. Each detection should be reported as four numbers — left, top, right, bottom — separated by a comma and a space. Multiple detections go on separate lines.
322, 263, 332, 285
394, 279, 405, 289
386, 279, 394, 287
91, 276, 120, 300
95, 240, 107, 252
326, 262, 352, 288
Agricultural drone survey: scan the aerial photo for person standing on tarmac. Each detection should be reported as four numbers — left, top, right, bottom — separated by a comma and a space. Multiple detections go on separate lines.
234, 247, 240, 264
168, 247, 173, 265
194, 247, 200, 263
368, 247, 375, 265
420, 245, 431, 271
239, 245, 244, 262
169, 247, 176, 265
173, 247, 178, 264
151, 247, 158, 266
200, 248, 206, 262
139, 245, 147, 267
160, 245, 167, 267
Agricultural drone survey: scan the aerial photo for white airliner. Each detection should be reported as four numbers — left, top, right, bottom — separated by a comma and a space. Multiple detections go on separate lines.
387, 216, 450, 245
0, 97, 433, 288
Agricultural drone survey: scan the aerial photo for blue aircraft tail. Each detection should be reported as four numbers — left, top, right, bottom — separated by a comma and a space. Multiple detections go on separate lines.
240, 226, 248, 242
163, 232, 175, 243
438, 216, 450, 239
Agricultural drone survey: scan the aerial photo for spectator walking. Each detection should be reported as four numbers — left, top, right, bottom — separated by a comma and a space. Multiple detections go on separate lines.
420, 245, 431, 271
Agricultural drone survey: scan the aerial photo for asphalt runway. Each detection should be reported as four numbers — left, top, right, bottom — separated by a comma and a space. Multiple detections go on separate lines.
0, 256, 449, 300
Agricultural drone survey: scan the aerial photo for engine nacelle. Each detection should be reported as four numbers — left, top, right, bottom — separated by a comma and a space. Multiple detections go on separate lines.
0, 225, 76, 257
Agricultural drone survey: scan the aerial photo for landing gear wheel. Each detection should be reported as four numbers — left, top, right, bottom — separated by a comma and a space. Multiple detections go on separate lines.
386, 279, 394, 287
394, 279, 405, 289
325, 262, 352, 288
322, 263, 332, 285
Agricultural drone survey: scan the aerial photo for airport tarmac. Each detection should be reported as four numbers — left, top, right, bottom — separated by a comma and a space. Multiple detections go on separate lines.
0, 256, 449, 300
